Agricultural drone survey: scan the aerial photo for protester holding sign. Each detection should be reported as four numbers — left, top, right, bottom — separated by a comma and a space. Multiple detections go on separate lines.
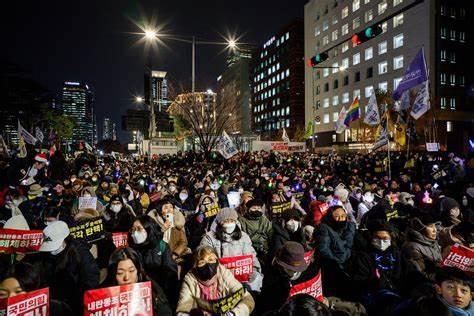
102, 247, 172, 316
200, 208, 263, 292
176, 246, 255, 315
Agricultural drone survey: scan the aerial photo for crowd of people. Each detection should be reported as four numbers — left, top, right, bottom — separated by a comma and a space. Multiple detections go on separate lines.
0, 149, 473, 315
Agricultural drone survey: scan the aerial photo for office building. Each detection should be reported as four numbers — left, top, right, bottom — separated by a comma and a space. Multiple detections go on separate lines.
144, 70, 171, 138
102, 117, 117, 141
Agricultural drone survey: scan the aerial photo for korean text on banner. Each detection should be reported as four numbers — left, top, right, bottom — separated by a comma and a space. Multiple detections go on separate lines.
288, 270, 324, 302
0, 288, 49, 316
84, 281, 153, 316
219, 255, 254, 282
0, 229, 43, 253
205, 287, 246, 315
69, 217, 105, 243
112, 232, 128, 249
442, 243, 474, 276
270, 201, 291, 216
203, 204, 220, 218
78, 197, 97, 210
304, 249, 315, 265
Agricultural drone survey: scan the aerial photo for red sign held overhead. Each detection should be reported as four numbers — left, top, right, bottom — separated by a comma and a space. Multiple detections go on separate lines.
0, 229, 43, 253
442, 243, 474, 276
219, 255, 254, 283
0, 288, 49, 316
84, 281, 153, 316
112, 232, 129, 249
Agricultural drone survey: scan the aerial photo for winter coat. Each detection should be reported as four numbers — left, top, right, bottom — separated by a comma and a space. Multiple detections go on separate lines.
176, 264, 255, 315
238, 215, 273, 261
402, 228, 442, 274
271, 220, 307, 257
314, 220, 356, 268
18, 196, 49, 229
71, 186, 105, 216
200, 229, 263, 284
150, 208, 188, 257
102, 206, 135, 232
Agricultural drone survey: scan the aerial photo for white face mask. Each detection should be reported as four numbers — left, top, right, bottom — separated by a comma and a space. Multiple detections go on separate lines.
111, 204, 122, 213
462, 197, 468, 207
371, 238, 391, 251
407, 199, 415, 206
356, 193, 362, 200
83, 192, 92, 198
286, 220, 300, 233
132, 230, 147, 244
210, 182, 219, 191
51, 241, 66, 256
179, 193, 188, 201
222, 222, 236, 234
169, 185, 176, 193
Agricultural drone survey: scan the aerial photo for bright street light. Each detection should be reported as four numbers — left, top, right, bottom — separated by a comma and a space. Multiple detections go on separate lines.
338, 66, 347, 72
144, 29, 157, 41
136, 96, 143, 103
227, 39, 237, 49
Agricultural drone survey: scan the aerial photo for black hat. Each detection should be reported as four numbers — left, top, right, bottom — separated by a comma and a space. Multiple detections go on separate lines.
274, 241, 308, 272
109, 195, 122, 203
282, 209, 301, 222
246, 199, 264, 209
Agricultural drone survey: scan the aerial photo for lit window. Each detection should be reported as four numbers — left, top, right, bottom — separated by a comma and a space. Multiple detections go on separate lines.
342, 92, 350, 103
323, 68, 330, 77
393, 34, 404, 48
440, 73, 446, 85
365, 9, 373, 23
459, 75, 465, 87
342, 6, 349, 19
440, 5, 446, 16
459, 32, 465, 43
323, 20, 329, 31
393, 0, 402, 6
286, 32, 289, 40
341, 24, 349, 36
286, 69, 290, 77
378, 41, 387, 54
378, 61, 388, 74
365, 0, 370, 3
365, 86, 374, 97
323, 35, 329, 46
449, 98, 456, 110
447, 121, 453, 132
381, 21, 388, 33
286, 106, 290, 115
440, 50, 447, 62
353, 89, 361, 99
332, 15, 338, 25
365, 47, 373, 60
440, 28, 447, 39
341, 58, 349, 68
353, 52, 361, 65
393, 14, 404, 28
450, 51, 456, 64
450, 30, 456, 41
323, 113, 330, 123
333, 95, 339, 105
450, 74, 456, 86
353, 0, 360, 12
332, 62, 339, 74
332, 134, 337, 142
378, 81, 388, 91
393, 77, 402, 89
342, 42, 349, 52
286, 119, 290, 127
378, 0, 387, 15
449, 7, 456, 18
440, 97, 446, 110
333, 112, 339, 122
323, 98, 330, 108
353, 17, 361, 30
393, 55, 404, 69
332, 30, 339, 41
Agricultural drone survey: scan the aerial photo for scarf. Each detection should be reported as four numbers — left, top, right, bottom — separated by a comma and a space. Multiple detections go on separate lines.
439, 296, 474, 316
197, 274, 220, 301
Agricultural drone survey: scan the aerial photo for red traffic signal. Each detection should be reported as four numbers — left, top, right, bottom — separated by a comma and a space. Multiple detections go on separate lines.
351, 23, 383, 46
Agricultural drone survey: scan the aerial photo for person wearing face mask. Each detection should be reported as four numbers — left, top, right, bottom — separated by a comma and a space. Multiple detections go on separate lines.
357, 191, 375, 225
239, 199, 273, 267
348, 187, 363, 212
18, 183, 49, 229
282, 185, 307, 216
27, 221, 99, 315
271, 208, 306, 257
103, 195, 135, 232
175, 189, 194, 214
314, 206, 356, 298
176, 246, 255, 315
349, 222, 407, 314
95, 178, 111, 203
200, 208, 263, 293
71, 186, 105, 217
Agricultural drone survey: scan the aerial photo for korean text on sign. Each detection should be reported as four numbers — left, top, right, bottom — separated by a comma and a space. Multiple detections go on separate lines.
288, 270, 324, 302
0, 229, 43, 253
69, 217, 105, 243
0, 287, 49, 316
219, 255, 254, 282
442, 243, 474, 276
112, 232, 128, 249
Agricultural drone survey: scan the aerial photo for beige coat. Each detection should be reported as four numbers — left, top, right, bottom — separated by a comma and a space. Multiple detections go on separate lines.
176, 265, 254, 316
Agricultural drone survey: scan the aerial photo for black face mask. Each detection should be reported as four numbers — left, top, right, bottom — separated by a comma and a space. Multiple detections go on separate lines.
332, 221, 347, 230
195, 262, 218, 281
246, 211, 263, 220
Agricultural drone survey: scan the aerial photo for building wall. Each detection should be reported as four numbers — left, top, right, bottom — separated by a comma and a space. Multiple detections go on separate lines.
62, 81, 94, 144
250, 20, 305, 139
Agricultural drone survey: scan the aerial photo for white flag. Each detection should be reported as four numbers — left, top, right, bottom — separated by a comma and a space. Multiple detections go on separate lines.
282, 127, 290, 143
363, 93, 380, 126
217, 130, 238, 159
18, 121, 37, 145
410, 80, 430, 120
335, 107, 347, 134
84, 142, 93, 152
35, 127, 44, 143
394, 90, 411, 112
0, 135, 10, 158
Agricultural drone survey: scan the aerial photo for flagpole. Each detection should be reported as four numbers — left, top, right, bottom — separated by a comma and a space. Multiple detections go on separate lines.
406, 115, 411, 159
387, 140, 391, 179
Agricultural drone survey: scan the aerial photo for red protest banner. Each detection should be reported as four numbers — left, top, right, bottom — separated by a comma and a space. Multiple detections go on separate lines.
303, 249, 315, 265
149, 192, 160, 203
0, 288, 49, 316
112, 232, 128, 249
219, 255, 253, 282
0, 229, 43, 253
288, 270, 324, 302
442, 243, 474, 276
83, 281, 153, 316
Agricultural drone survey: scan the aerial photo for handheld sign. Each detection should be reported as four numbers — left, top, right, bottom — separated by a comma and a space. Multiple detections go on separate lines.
288, 270, 324, 302
84, 281, 153, 316
204, 287, 246, 314
227, 192, 241, 209
219, 255, 253, 282
0, 229, 43, 253
69, 217, 105, 243
112, 232, 128, 249
78, 197, 97, 210
442, 243, 474, 276
303, 249, 315, 265
203, 204, 220, 218
270, 201, 291, 217
0, 288, 49, 316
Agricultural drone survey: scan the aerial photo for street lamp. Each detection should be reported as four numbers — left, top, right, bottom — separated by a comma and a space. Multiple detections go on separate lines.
136, 96, 143, 103
144, 29, 157, 41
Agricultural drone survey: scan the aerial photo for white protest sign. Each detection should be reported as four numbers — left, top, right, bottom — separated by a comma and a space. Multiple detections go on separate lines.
78, 197, 97, 210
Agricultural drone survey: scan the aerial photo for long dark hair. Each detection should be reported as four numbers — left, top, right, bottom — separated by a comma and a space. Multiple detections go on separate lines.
278, 294, 333, 316
128, 215, 162, 248
1, 262, 41, 292
105, 247, 148, 286
215, 221, 242, 241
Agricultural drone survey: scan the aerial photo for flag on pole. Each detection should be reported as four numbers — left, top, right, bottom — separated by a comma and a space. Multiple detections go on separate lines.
304, 121, 314, 140
335, 106, 347, 134
394, 124, 406, 146
343, 96, 360, 127
363, 93, 380, 126
35, 127, 44, 143
410, 80, 430, 120
18, 121, 37, 145
282, 127, 290, 143
217, 130, 239, 159
394, 90, 411, 112
393, 48, 428, 100
0, 135, 10, 158
372, 108, 390, 151
84, 142, 93, 152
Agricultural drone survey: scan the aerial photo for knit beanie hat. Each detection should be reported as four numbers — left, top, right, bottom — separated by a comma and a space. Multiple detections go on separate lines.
216, 207, 238, 224
439, 197, 460, 214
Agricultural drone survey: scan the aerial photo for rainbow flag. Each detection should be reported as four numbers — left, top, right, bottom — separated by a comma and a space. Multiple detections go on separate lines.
344, 96, 360, 127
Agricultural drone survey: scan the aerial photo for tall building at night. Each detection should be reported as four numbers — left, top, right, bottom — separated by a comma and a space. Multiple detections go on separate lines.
144, 70, 171, 137
250, 20, 305, 139
62, 81, 95, 145
217, 46, 253, 135
102, 117, 116, 141
304, 0, 474, 151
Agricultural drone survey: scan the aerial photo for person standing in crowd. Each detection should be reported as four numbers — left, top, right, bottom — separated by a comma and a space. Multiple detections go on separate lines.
104, 247, 172, 316
176, 246, 255, 315
103, 194, 135, 232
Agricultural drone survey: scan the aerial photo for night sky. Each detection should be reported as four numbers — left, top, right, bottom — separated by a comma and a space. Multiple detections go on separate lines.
2, 0, 307, 140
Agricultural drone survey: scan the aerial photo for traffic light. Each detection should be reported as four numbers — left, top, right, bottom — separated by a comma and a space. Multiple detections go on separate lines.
307, 52, 329, 67
351, 24, 383, 45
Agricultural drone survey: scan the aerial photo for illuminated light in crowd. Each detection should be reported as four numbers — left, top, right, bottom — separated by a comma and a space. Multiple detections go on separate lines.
422, 191, 433, 204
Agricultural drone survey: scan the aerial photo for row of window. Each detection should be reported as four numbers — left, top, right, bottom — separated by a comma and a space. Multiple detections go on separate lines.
440, 28, 466, 42
440, 50, 457, 63
254, 81, 290, 101
440, 6, 466, 19
316, 0, 402, 21
257, 119, 291, 130
254, 68, 289, 92
440, 97, 457, 110
260, 32, 290, 58
254, 106, 291, 120
440, 73, 466, 87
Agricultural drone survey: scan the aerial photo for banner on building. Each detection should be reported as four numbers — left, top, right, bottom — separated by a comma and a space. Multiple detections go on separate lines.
69, 217, 105, 243
442, 243, 473, 276
84, 282, 152, 316
288, 270, 324, 302
219, 255, 253, 282
112, 232, 128, 249
0, 229, 43, 253
0, 288, 49, 316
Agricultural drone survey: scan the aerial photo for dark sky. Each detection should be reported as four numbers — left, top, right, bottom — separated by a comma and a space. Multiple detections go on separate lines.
2, 0, 307, 140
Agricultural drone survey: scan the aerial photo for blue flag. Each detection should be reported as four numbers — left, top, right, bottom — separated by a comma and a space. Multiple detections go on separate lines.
393, 48, 428, 101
